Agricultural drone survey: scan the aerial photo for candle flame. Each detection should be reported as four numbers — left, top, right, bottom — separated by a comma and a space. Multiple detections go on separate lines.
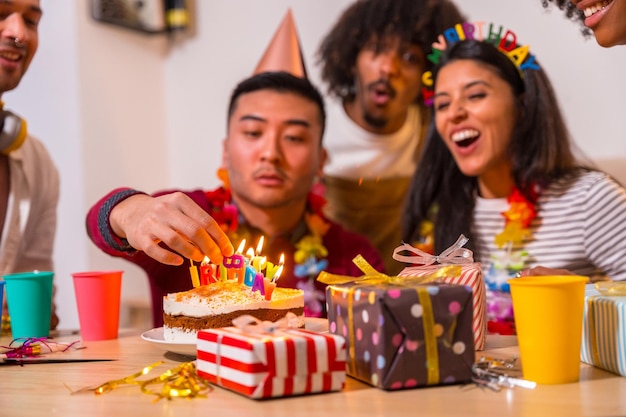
273, 264, 284, 283
201, 255, 211, 265
246, 247, 255, 258
255, 236, 264, 255
279, 253, 285, 265
236, 239, 247, 254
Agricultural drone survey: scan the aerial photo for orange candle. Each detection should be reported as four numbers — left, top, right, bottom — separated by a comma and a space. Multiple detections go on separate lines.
262, 277, 276, 300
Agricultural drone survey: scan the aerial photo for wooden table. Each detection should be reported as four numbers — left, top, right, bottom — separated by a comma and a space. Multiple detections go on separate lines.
1, 330, 625, 417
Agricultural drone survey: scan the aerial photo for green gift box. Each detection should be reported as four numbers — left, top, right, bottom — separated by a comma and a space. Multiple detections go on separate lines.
581, 283, 626, 377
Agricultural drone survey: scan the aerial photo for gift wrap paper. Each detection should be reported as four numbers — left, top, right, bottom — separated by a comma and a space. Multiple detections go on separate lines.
580, 286, 626, 377
326, 283, 475, 390
398, 263, 486, 350
197, 327, 346, 399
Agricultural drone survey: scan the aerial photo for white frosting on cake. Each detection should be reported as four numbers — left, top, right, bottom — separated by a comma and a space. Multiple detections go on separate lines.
163, 326, 199, 344
162, 281, 304, 317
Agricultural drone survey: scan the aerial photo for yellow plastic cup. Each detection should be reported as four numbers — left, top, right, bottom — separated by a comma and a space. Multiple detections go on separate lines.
508, 275, 588, 385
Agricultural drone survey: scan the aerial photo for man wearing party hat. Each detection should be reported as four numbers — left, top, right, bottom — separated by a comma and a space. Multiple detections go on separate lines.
86, 10, 383, 327
317, 0, 465, 275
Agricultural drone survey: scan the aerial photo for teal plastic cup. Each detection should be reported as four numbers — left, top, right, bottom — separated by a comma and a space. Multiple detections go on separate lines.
3, 271, 54, 339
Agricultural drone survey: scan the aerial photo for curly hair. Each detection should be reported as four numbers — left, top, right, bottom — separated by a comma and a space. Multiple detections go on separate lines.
317, 0, 465, 102
540, 0, 592, 37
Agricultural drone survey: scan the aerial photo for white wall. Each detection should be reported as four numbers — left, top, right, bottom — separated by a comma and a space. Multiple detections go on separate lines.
5, 0, 625, 330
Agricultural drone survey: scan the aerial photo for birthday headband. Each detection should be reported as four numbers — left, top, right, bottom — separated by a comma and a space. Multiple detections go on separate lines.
421, 22, 540, 106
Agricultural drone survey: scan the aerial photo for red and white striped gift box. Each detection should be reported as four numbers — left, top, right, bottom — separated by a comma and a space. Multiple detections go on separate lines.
197, 327, 346, 399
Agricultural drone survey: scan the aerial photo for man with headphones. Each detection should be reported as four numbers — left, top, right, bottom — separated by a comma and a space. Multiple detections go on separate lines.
1, 0, 60, 330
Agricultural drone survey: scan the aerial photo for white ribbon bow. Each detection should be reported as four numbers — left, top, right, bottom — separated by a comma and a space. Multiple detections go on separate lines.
231, 312, 300, 334
392, 234, 474, 266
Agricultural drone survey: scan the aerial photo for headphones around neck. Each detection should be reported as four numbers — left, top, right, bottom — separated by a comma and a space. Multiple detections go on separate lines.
0, 104, 28, 155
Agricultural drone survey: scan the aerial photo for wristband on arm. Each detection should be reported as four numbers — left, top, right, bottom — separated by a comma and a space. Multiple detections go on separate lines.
98, 188, 147, 252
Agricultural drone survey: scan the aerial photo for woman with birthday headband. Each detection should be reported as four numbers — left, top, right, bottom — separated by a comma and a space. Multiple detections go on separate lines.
401, 22, 626, 334
541, 0, 626, 47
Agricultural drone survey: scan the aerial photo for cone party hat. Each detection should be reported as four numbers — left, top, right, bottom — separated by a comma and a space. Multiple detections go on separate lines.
253, 9, 307, 78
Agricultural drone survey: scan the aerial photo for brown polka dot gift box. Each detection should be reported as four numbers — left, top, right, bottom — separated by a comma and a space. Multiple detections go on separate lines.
318, 257, 475, 390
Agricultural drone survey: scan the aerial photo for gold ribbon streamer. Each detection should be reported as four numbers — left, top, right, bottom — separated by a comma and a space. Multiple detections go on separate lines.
140, 362, 212, 401
69, 361, 211, 401
417, 287, 439, 384
93, 361, 164, 395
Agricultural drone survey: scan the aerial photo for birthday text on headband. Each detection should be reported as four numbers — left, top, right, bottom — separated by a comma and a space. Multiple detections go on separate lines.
422, 22, 540, 105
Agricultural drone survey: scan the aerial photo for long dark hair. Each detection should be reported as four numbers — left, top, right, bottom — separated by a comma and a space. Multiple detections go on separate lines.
317, 0, 465, 102
402, 40, 580, 257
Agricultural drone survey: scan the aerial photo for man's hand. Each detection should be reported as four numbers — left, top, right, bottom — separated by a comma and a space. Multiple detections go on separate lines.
109, 193, 234, 265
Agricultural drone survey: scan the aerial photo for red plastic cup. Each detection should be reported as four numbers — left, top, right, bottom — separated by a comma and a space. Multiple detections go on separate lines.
72, 270, 123, 341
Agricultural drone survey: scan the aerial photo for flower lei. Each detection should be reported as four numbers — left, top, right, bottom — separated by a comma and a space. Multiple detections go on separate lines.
494, 188, 537, 248
488, 187, 538, 287
486, 186, 537, 336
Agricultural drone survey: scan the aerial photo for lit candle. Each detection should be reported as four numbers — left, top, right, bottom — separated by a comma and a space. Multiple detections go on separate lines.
218, 263, 227, 281
272, 264, 284, 284
245, 247, 255, 263
252, 272, 265, 296
243, 264, 257, 287
255, 236, 264, 255
188, 259, 200, 288
251, 236, 266, 272
265, 261, 279, 279
252, 255, 266, 272
265, 253, 284, 280
199, 256, 216, 285
262, 277, 276, 300
236, 239, 247, 255
223, 254, 245, 282
271, 254, 285, 283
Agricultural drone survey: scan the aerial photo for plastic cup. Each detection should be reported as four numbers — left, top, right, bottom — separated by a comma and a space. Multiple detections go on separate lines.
508, 275, 588, 384
2, 271, 54, 339
72, 270, 123, 341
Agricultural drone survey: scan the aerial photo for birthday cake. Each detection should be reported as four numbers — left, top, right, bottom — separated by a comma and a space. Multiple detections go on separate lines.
163, 280, 305, 342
